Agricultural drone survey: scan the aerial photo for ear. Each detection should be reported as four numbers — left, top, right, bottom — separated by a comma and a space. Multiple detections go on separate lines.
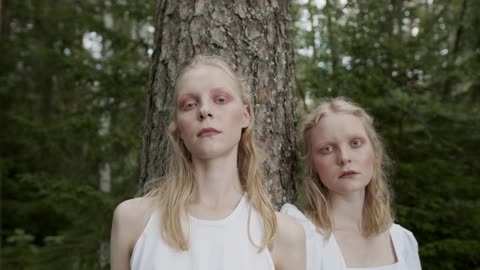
241, 104, 251, 128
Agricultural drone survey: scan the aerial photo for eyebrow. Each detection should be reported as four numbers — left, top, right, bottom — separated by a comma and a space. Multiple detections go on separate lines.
176, 87, 236, 104
312, 139, 334, 147
348, 134, 368, 140
313, 134, 367, 146
210, 87, 236, 96
176, 94, 196, 107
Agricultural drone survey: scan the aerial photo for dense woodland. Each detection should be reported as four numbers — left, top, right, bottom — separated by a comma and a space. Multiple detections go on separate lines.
1, 1, 479, 269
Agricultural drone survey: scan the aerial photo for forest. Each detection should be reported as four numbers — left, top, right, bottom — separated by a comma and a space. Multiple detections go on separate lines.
1, 0, 479, 269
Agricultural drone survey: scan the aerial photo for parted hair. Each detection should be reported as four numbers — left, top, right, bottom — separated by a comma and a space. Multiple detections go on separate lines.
145, 55, 277, 251
301, 96, 393, 237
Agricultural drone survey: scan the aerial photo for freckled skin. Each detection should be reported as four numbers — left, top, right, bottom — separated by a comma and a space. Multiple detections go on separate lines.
175, 64, 250, 160
310, 113, 374, 195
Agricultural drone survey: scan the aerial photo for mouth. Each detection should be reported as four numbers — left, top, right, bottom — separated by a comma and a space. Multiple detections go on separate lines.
197, 127, 221, 137
339, 170, 359, 178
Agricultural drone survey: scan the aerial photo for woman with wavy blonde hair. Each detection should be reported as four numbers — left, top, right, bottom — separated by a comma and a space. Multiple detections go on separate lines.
110, 55, 305, 270
281, 97, 421, 269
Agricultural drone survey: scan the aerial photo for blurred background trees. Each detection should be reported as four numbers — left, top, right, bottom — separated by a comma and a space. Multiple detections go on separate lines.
1, 0, 155, 268
1, 0, 478, 269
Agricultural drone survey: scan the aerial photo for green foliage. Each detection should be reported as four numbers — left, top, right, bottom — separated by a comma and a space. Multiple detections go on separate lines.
2, 174, 115, 269
293, 0, 479, 269
1, 0, 154, 268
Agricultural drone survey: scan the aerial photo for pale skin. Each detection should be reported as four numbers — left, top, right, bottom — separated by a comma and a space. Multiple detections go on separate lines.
310, 112, 396, 268
110, 64, 305, 270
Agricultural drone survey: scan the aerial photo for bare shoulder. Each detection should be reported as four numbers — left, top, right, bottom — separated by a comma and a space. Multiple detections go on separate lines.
113, 196, 155, 223
270, 212, 306, 270
113, 197, 156, 235
275, 211, 305, 244
110, 196, 156, 270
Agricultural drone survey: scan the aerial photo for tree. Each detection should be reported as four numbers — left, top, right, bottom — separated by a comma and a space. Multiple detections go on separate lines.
1, 1, 154, 269
140, 1, 298, 207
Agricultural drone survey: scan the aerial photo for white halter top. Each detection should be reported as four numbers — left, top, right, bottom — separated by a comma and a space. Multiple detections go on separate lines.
130, 195, 275, 270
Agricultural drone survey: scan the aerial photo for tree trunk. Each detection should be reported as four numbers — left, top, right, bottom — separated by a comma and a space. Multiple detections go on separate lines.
325, 0, 338, 79
0, 0, 5, 38
442, 0, 468, 100
139, 0, 298, 207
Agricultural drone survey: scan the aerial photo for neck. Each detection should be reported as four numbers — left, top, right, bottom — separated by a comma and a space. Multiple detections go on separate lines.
190, 150, 244, 208
329, 189, 366, 233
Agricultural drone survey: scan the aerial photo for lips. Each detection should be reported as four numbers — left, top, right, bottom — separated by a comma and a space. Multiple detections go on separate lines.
197, 127, 221, 137
339, 170, 358, 178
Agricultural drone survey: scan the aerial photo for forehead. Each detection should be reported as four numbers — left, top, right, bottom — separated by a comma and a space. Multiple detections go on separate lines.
310, 112, 368, 142
175, 64, 240, 97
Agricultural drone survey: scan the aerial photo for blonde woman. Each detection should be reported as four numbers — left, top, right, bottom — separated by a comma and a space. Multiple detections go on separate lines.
110, 55, 305, 270
282, 97, 421, 269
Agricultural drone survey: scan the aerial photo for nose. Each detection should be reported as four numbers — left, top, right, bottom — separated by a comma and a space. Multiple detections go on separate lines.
337, 146, 352, 166
198, 103, 213, 121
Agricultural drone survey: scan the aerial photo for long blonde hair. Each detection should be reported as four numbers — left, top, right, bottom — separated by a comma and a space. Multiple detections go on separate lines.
145, 55, 277, 251
302, 96, 393, 237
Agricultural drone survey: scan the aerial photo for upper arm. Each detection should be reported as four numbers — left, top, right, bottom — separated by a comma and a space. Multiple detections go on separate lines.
270, 212, 306, 270
110, 198, 152, 270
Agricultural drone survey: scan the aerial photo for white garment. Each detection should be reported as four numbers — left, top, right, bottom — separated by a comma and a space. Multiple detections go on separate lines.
281, 203, 422, 270
130, 195, 275, 270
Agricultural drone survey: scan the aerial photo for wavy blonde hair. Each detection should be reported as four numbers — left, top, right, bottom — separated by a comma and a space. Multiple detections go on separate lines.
301, 96, 393, 237
145, 55, 277, 251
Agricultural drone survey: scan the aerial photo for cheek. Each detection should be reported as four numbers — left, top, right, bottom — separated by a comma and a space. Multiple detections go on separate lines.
226, 107, 246, 129
176, 117, 193, 139
313, 156, 333, 178
361, 147, 375, 173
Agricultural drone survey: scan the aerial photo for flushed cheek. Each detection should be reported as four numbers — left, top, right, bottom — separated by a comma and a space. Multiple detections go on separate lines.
360, 148, 375, 179
176, 116, 195, 140
313, 157, 336, 181
227, 108, 246, 128
216, 108, 247, 135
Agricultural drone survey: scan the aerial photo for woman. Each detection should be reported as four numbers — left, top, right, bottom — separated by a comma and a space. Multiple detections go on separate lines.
110, 55, 305, 270
282, 97, 421, 269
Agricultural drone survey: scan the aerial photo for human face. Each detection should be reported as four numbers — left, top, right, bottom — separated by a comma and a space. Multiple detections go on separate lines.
309, 112, 374, 195
175, 64, 250, 160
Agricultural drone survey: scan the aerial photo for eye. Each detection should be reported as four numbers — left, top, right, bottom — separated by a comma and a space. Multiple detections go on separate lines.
215, 96, 228, 104
321, 145, 334, 153
182, 102, 197, 111
351, 139, 362, 147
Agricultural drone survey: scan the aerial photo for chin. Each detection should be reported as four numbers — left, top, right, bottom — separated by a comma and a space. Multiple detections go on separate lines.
339, 181, 370, 193
192, 146, 237, 160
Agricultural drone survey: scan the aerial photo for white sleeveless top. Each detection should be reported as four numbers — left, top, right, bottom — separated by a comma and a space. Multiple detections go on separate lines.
281, 203, 421, 270
130, 195, 275, 270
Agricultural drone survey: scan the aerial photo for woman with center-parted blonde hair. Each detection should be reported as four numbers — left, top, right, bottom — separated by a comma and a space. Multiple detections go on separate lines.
110, 55, 305, 270
281, 97, 421, 270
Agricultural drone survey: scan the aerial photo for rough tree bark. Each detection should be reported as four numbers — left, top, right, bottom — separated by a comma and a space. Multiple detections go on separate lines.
139, 0, 298, 207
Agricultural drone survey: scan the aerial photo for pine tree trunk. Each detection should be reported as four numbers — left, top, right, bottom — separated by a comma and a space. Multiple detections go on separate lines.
139, 0, 298, 207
